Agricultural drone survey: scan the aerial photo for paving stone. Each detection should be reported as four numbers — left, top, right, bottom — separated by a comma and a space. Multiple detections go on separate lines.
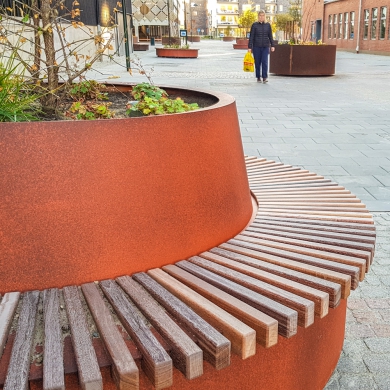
374, 375, 390, 390
363, 353, 390, 373
337, 355, 369, 374
339, 375, 378, 390
365, 338, 390, 353
371, 324, 390, 337
345, 323, 376, 338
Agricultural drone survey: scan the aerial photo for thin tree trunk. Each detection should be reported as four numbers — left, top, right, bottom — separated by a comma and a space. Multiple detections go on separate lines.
40, 0, 58, 108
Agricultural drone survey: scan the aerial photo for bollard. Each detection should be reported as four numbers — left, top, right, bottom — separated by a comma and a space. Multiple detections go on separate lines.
151, 37, 155, 46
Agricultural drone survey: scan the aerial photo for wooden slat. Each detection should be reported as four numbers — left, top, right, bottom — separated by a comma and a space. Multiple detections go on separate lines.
3, 291, 39, 390
221, 241, 351, 299
99, 279, 171, 389
212, 246, 341, 308
132, 272, 231, 370
0, 292, 20, 361
249, 221, 376, 244
43, 289, 65, 390
156, 266, 278, 349
188, 256, 315, 328
176, 260, 298, 339
200, 251, 329, 318
114, 276, 204, 379
254, 214, 376, 231
147, 268, 260, 357
81, 283, 139, 390
234, 234, 365, 282
63, 286, 103, 390
238, 230, 370, 273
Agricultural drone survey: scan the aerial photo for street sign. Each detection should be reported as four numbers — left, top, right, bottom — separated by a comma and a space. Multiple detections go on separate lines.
180, 29, 187, 37
197, 28, 200, 33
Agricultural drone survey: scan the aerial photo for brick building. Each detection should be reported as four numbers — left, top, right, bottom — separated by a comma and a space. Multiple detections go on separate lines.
303, 0, 390, 54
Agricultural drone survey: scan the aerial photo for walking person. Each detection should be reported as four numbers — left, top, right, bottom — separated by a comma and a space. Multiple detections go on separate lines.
248, 10, 275, 83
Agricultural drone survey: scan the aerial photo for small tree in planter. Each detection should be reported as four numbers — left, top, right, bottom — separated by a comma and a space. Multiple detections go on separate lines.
0, 0, 116, 112
238, 9, 257, 38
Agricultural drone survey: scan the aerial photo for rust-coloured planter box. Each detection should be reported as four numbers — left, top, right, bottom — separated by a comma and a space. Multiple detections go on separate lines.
161, 36, 181, 45
0, 85, 251, 293
270, 44, 337, 75
156, 48, 199, 58
188, 35, 201, 42
223, 36, 235, 42
233, 38, 249, 50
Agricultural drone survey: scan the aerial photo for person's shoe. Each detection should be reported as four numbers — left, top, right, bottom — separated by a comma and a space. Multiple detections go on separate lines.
257, 78, 262, 82
263, 78, 268, 83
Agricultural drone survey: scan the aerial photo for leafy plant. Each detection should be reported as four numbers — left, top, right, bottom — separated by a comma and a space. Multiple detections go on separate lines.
69, 80, 108, 101
127, 96, 199, 116
130, 83, 168, 101
0, 55, 40, 122
66, 101, 113, 120
163, 44, 190, 49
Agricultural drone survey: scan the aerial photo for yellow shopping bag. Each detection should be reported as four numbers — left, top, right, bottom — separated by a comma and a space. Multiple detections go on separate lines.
243, 52, 254, 72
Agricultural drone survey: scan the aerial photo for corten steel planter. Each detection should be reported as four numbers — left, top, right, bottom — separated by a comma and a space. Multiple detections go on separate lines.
223, 36, 235, 42
156, 48, 199, 58
0, 85, 252, 293
233, 38, 249, 50
161, 36, 181, 45
270, 44, 337, 75
188, 35, 201, 42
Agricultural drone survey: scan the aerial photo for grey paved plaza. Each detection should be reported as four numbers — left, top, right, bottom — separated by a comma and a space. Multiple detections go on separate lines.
90, 40, 390, 389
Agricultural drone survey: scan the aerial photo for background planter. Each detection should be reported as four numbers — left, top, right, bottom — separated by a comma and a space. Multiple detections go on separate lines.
223, 36, 235, 42
270, 45, 337, 75
156, 47, 199, 58
187, 35, 201, 42
0, 85, 252, 293
233, 38, 249, 50
161, 36, 181, 45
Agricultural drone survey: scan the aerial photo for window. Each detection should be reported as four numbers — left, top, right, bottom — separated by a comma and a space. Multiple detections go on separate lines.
339, 13, 343, 38
380, 7, 387, 39
350, 11, 355, 39
328, 15, 332, 38
333, 14, 337, 38
371, 8, 378, 39
344, 12, 348, 39
279, 5, 283, 12
255, 4, 261, 12
363, 9, 369, 39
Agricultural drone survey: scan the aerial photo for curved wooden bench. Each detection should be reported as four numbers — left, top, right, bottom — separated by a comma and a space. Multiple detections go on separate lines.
0, 156, 376, 390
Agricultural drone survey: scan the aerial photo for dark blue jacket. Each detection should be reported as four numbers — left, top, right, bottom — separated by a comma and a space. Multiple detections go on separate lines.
248, 22, 274, 48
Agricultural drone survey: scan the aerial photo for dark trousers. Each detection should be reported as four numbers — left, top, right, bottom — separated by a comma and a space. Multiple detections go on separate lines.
253, 47, 270, 79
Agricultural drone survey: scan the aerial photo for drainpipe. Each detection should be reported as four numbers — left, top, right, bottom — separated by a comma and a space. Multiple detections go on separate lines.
356, 0, 363, 53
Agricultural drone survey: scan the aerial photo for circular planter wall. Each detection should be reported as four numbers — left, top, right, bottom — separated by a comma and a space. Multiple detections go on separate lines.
187, 35, 201, 42
223, 36, 235, 42
156, 48, 199, 58
233, 38, 249, 49
0, 85, 252, 293
270, 45, 337, 75
161, 37, 181, 45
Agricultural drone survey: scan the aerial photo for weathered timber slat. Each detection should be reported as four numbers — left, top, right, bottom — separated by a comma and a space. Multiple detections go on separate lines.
4, 290, 39, 390
132, 272, 231, 370
147, 268, 260, 356
99, 279, 172, 389
114, 276, 203, 379
81, 282, 140, 390
249, 221, 376, 244
158, 265, 278, 348
188, 256, 315, 328
236, 232, 370, 274
43, 288, 65, 390
222, 241, 351, 299
63, 285, 103, 390
200, 251, 329, 318
254, 214, 376, 231
176, 260, 298, 339
231, 237, 361, 289
0, 292, 20, 361
212, 246, 341, 308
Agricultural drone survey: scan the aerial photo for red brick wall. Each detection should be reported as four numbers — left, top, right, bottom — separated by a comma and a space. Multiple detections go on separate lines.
303, 0, 390, 53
